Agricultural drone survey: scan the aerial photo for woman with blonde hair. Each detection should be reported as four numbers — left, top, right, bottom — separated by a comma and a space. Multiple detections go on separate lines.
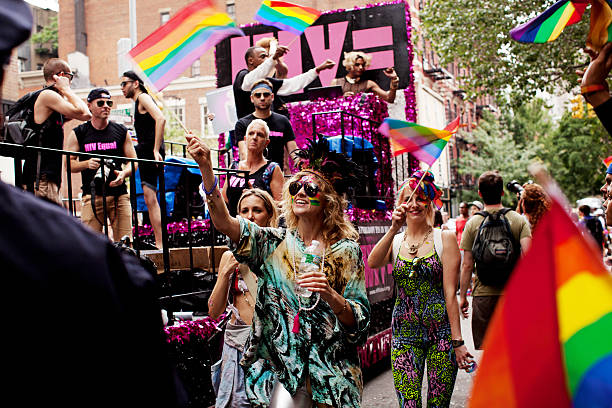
209, 188, 278, 408
222, 118, 284, 216
331, 51, 399, 102
368, 170, 473, 407
188, 136, 370, 407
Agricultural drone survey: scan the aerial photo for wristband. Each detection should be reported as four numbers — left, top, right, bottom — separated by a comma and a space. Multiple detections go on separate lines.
451, 339, 465, 348
334, 299, 348, 315
581, 84, 606, 95
200, 176, 218, 196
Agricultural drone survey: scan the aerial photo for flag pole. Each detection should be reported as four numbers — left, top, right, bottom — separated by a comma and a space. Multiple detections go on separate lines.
404, 163, 433, 204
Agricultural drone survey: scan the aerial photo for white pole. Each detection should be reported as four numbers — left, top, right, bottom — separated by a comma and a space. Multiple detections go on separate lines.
129, 0, 137, 48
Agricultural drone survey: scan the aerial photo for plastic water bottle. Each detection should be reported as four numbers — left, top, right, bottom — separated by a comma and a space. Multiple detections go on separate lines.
295, 240, 322, 298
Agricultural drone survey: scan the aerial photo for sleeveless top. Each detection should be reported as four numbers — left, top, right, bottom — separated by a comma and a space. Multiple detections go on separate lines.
23, 88, 65, 185
335, 77, 372, 95
226, 160, 278, 216
133, 95, 163, 155
390, 228, 452, 344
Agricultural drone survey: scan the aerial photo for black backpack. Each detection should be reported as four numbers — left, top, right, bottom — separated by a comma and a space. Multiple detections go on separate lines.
471, 208, 520, 287
585, 217, 604, 246
1, 86, 53, 187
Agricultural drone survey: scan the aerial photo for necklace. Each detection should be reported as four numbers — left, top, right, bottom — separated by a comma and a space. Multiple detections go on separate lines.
345, 76, 357, 84
290, 231, 325, 334
404, 227, 432, 256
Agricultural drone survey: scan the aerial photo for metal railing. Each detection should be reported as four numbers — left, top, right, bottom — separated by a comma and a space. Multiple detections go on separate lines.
1, 141, 247, 275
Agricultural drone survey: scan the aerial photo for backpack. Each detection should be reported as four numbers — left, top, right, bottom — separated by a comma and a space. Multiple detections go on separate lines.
1, 86, 53, 187
471, 208, 520, 287
585, 217, 604, 246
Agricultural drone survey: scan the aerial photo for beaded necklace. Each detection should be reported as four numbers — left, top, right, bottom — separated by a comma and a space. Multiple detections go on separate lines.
291, 230, 325, 333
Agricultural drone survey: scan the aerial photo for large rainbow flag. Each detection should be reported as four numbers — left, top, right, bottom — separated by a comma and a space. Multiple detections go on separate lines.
510, 0, 612, 51
254, 1, 321, 35
379, 117, 458, 166
469, 197, 612, 408
128, 0, 243, 92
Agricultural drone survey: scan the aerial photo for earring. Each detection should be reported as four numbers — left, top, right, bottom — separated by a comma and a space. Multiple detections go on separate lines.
264, 147, 269, 157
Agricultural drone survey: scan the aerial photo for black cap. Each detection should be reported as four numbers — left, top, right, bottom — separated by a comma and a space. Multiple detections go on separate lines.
87, 88, 111, 102
0, 0, 33, 67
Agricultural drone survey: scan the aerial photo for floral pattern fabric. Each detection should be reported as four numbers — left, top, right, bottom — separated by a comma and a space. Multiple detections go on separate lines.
391, 251, 458, 407
231, 217, 370, 407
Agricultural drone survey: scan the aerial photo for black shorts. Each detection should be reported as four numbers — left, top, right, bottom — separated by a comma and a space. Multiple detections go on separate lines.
136, 145, 164, 191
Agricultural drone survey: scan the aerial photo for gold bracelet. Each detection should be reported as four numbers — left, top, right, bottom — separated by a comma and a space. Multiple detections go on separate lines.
334, 299, 348, 315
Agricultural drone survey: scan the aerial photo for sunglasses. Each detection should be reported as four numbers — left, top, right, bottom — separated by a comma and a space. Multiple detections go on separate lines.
96, 100, 113, 107
253, 92, 271, 98
57, 71, 74, 80
120, 80, 134, 88
289, 181, 319, 197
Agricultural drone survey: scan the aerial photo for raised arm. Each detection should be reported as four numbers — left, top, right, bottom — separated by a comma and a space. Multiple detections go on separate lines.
367, 202, 407, 269
207, 251, 239, 319
34, 77, 91, 124
277, 59, 336, 95
186, 134, 240, 242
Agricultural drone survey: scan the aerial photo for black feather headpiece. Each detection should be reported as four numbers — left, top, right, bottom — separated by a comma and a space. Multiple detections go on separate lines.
293, 137, 365, 195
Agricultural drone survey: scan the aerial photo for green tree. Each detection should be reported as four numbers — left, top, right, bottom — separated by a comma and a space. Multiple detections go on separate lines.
420, 1, 588, 107
458, 111, 539, 207
502, 98, 554, 146
31, 15, 58, 56
540, 112, 612, 204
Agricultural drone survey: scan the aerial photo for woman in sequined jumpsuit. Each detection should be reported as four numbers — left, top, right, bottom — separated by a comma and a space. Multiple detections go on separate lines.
368, 171, 474, 407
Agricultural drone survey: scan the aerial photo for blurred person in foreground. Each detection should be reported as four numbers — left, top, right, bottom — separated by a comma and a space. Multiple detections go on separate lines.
0, 3, 185, 405
580, 42, 612, 136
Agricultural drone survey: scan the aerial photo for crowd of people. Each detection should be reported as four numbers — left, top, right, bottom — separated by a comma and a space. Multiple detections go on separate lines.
2, 1, 612, 407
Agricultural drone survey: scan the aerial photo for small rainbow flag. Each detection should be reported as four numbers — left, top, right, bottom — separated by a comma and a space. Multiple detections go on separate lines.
254, 1, 321, 36
469, 198, 612, 408
510, 0, 612, 51
603, 155, 612, 168
379, 117, 458, 166
128, 0, 243, 92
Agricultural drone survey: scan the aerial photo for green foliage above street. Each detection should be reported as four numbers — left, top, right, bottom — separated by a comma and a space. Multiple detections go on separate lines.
458, 98, 611, 207
420, 1, 588, 107
31, 16, 58, 56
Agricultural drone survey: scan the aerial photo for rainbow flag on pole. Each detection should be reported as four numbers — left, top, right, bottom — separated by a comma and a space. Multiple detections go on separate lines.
254, 1, 322, 35
128, 0, 243, 92
469, 198, 612, 408
379, 117, 458, 165
603, 155, 612, 168
510, 0, 612, 51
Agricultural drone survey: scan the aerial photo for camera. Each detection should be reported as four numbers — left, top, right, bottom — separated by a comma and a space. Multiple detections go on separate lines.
93, 158, 120, 186
506, 180, 524, 195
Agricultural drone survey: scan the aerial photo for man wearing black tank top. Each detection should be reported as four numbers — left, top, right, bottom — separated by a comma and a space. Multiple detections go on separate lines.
65, 88, 138, 241
121, 71, 166, 249
22, 58, 91, 205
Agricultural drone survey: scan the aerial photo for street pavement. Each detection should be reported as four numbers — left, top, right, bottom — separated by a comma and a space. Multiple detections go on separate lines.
362, 297, 482, 407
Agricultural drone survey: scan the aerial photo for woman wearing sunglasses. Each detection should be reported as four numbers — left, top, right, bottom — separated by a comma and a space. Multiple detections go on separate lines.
222, 119, 284, 216
187, 136, 369, 408
368, 170, 473, 407
209, 188, 278, 408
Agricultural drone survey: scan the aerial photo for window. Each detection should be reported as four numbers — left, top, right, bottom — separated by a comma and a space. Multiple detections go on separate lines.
200, 102, 215, 138
160, 11, 170, 25
166, 97, 185, 124
191, 59, 201, 77
226, 1, 236, 19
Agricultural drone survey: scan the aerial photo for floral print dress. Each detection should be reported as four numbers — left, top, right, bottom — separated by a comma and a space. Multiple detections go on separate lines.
231, 217, 371, 407
391, 249, 458, 408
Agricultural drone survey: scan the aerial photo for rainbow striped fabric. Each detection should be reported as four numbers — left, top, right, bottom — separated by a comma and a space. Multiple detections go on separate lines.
379, 117, 458, 165
128, 0, 243, 91
254, 1, 322, 35
510, 0, 612, 51
469, 198, 612, 408
603, 155, 612, 168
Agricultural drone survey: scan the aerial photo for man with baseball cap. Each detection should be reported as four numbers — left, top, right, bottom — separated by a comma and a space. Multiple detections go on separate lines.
65, 87, 138, 241
234, 79, 298, 171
